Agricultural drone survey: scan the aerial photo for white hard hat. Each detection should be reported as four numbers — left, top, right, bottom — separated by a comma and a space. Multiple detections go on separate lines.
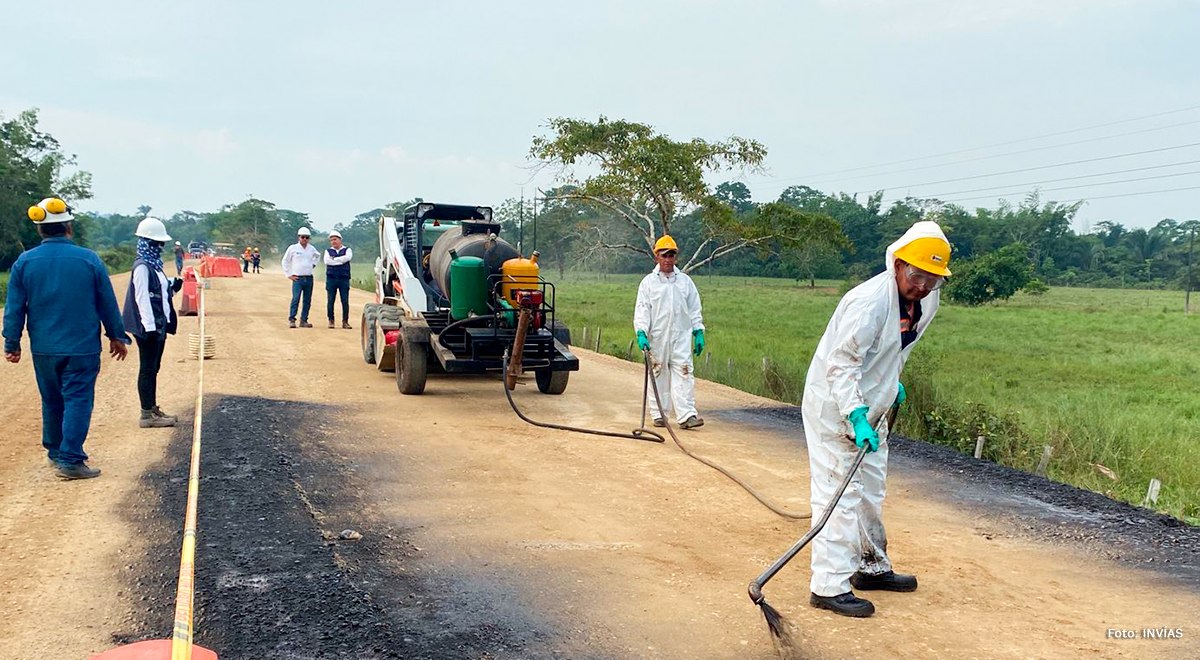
135, 217, 172, 242
329, 230, 342, 239
27, 197, 74, 224
297, 227, 312, 237
175, 241, 181, 245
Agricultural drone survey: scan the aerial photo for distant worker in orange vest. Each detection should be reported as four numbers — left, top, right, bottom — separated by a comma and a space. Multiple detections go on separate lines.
242, 247, 252, 273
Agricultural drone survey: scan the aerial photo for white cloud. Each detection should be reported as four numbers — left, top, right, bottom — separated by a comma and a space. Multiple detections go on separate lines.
194, 128, 241, 161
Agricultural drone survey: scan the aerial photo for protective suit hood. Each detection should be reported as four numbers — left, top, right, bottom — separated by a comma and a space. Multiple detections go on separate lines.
885, 220, 950, 274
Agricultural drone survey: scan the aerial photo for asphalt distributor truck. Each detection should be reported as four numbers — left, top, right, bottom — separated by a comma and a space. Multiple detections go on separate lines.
360, 202, 577, 395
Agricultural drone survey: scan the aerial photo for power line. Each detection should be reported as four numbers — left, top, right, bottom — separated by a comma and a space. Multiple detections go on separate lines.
846, 141, 1200, 195
761, 119, 1200, 191
912, 159, 1200, 198
754, 103, 1200, 183
934, 169, 1200, 203
1024, 185, 1200, 204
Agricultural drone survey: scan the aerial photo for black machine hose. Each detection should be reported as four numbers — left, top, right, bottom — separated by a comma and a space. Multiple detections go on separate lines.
502, 347, 812, 521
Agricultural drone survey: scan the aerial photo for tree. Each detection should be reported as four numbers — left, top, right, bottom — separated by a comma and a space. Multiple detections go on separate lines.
530, 116, 840, 272
944, 244, 1033, 306
0, 108, 93, 267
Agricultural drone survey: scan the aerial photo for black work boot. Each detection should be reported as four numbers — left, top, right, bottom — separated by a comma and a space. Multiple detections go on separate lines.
851, 570, 918, 592
140, 409, 175, 428
810, 592, 875, 617
55, 463, 101, 480
342, 321, 353, 330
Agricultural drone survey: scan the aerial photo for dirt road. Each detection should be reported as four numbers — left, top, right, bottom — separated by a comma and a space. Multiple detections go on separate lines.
1, 268, 1196, 659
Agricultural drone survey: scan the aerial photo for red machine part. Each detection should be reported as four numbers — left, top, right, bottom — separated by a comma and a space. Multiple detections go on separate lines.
384, 330, 400, 346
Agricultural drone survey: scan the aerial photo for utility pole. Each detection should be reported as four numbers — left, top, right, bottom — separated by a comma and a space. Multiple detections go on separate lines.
518, 191, 524, 255
1187, 224, 1196, 314
532, 190, 539, 253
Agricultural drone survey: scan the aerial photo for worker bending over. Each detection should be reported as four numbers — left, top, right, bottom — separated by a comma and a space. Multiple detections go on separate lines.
803, 220, 951, 617
633, 235, 706, 429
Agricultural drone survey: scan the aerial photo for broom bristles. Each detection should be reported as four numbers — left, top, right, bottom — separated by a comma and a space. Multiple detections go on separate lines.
757, 598, 819, 660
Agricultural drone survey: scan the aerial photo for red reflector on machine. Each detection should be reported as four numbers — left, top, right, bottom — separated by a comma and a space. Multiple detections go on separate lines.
385, 330, 400, 346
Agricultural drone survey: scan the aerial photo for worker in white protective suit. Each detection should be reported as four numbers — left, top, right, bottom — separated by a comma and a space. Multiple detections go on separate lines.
633, 235, 706, 429
802, 220, 952, 618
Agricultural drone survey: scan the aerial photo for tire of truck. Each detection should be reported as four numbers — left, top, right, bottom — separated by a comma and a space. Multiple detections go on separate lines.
535, 368, 569, 395
361, 304, 379, 364
395, 336, 428, 395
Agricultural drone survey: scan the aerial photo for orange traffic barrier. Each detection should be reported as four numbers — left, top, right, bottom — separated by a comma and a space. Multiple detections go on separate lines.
198, 255, 242, 278
178, 266, 200, 316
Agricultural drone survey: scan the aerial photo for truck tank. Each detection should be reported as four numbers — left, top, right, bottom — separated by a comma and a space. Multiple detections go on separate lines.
428, 220, 520, 302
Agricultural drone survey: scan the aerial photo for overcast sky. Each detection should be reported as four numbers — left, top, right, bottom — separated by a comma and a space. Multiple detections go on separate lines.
2, 0, 1197, 231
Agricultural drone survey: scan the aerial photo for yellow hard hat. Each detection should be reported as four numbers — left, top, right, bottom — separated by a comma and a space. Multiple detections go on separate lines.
653, 235, 678, 254
894, 236, 952, 277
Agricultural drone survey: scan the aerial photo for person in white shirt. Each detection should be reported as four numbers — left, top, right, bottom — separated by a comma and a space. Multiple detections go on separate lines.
323, 230, 354, 329
121, 218, 182, 428
633, 234, 706, 429
281, 227, 321, 328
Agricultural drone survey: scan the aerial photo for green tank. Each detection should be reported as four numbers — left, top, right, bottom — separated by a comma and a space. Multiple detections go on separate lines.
449, 255, 487, 320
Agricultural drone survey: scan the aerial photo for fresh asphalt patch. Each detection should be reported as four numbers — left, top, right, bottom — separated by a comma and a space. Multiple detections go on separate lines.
111, 395, 589, 660
713, 406, 1200, 588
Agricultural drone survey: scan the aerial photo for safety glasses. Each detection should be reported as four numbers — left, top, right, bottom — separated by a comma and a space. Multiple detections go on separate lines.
904, 265, 945, 290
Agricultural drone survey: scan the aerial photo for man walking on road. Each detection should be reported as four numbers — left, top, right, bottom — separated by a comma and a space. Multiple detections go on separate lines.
3, 198, 131, 480
802, 220, 952, 618
173, 241, 185, 276
324, 230, 353, 329
633, 235, 706, 430
282, 227, 320, 328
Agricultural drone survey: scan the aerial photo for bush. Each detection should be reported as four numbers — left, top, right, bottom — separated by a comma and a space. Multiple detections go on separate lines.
944, 244, 1032, 306
98, 245, 136, 274
1023, 278, 1049, 296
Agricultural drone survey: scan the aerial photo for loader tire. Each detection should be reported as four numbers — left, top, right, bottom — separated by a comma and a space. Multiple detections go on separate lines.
396, 336, 427, 395
535, 368, 568, 395
361, 304, 379, 364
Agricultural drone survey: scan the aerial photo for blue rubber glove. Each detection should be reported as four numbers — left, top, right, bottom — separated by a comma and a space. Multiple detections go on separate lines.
893, 382, 906, 409
692, 329, 705, 356
636, 330, 650, 352
848, 406, 879, 452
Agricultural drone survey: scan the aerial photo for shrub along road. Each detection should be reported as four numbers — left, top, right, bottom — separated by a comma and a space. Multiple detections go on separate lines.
0, 268, 1195, 659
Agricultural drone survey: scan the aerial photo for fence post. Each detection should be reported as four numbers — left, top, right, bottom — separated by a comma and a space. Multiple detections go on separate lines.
594, 328, 602, 353
626, 338, 634, 361
727, 357, 733, 377
974, 436, 985, 460
1035, 445, 1053, 477
705, 352, 711, 371
1143, 478, 1162, 506
582, 326, 588, 347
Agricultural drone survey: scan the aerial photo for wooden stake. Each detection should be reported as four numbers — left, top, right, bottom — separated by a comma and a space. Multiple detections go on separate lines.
705, 352, 711, 371
1143, 478, 1162, 506
974, 436, 985, 459
594, 328, 602, 353
1035, 445, 1053, 477
626, 338, 634, 360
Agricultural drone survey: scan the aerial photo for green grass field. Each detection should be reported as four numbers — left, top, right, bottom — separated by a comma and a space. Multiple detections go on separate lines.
549, 273, 1200, 524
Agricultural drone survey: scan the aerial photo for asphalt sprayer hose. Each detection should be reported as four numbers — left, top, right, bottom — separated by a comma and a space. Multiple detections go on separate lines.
502, 347, 811, 521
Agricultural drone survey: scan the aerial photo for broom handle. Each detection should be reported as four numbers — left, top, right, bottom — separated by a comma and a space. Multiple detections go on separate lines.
748, 406, 897, 602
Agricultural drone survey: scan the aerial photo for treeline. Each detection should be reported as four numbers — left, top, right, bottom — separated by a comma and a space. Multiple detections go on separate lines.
494, 183, 1199, 292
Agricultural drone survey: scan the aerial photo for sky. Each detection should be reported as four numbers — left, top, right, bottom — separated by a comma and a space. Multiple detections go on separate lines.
2, 0, 1197, 232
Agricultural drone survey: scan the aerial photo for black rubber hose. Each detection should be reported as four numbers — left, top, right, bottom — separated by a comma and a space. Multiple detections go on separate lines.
502, 349, 666, 444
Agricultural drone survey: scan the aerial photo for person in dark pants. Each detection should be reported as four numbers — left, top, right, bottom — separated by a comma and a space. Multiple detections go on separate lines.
122, 218, 182, 428
242, 247, 251, 273
173, 241, 185, 276
281, 227, 320, 328
324, 230, 354, 329
252, 247, 261, 273
3, 197, 130, 480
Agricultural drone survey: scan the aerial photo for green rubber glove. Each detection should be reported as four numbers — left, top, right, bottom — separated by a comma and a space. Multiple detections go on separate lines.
692, 329, 705, 356
636, 330, 650, 352
893, 382, 906, 409
848, 406, 879, 452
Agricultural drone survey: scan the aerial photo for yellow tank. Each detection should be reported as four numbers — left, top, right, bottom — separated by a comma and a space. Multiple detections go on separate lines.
501, 252, 540, 305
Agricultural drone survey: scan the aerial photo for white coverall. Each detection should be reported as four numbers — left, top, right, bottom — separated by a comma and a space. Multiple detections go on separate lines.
634, 266, 705, 423
802, 221, 946, 597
